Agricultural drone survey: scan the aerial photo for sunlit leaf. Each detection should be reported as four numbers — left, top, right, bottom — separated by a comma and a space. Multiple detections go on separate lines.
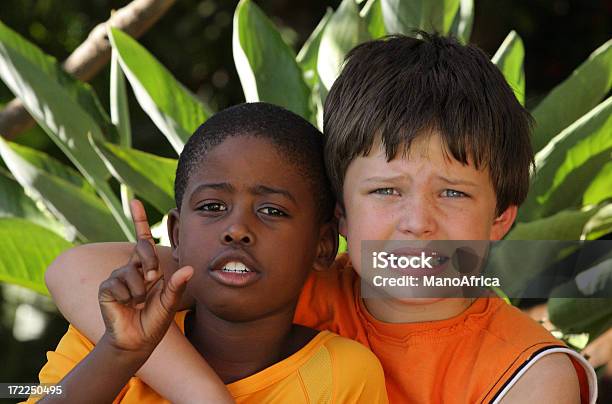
0, 218, 73, 295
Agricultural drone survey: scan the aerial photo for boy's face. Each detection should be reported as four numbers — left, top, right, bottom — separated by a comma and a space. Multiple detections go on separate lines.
169, 135, 334, 322
338, 132, 517, 276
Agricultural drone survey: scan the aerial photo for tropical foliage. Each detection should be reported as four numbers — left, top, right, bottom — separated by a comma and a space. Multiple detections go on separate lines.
0, 0, 610, 344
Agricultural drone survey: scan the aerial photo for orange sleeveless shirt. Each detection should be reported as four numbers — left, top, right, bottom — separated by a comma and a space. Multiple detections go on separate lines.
294, 254, 596, 403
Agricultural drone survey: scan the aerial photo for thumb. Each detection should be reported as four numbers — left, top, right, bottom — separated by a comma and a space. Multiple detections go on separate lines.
159, 266, 194, 314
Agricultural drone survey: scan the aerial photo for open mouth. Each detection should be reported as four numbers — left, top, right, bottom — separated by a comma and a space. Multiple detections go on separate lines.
220, 261, 253, 274
208, 255, 261, 287
386, 248, 450, 276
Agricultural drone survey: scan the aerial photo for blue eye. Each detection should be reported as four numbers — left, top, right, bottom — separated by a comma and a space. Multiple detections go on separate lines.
441, 189, 467, 198
259, 206, 287, 216
198, 202, 227, 211
372, 188, 399, 196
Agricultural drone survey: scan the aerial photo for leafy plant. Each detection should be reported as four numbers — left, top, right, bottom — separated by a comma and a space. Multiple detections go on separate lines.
0, 0, 610, 347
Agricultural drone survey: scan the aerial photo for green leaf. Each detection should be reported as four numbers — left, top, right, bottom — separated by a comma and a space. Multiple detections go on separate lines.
0, 21, 133, 239
110, 49, 134, 217
317, 0, 370, 90
360, 0, 386, 39
297, 8, 333, 91
380, 0, 460, 35
108, 27, 212, 154
0, 139, 127, 242
582, 204, 612, 240
0, 168, 65, 235
508, 205, 603, 241
0, 218, 73, 295
520, 97, 612, 221
110, 49, 132, 148
233, 0, 310, 118
492, 31, 525, 106
92, 140, 177, 214
296, 9, 333, 126
549, 295, 612, 339
583, 161, 612, 206
531, 39, 612, 153
449, 0, 474, 43
0, 21, 117, 142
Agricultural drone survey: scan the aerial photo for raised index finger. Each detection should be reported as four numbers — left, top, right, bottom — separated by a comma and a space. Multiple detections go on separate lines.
129, 199, 154, 242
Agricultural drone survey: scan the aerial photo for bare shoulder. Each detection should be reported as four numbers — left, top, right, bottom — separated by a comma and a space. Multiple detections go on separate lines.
500, 352, 580, 404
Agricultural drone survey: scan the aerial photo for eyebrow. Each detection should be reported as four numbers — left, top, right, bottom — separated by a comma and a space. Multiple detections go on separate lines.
189, 182, 296, 203
190, 182, 234, 197
435, 175, 478, 187
363, 175, 406, 183
363, 175, 478, 187
250, 185, 297, 204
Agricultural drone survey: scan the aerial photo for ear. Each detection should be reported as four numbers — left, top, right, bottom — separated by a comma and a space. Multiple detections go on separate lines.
167, 208, 181, 261
335, 202, 348, 238
313, 220, 339, 272
490, 205, 517, 240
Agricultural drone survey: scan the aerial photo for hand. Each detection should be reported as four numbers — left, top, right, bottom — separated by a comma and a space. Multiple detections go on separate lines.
582, 327, 612, 370
98, 199, 193, 353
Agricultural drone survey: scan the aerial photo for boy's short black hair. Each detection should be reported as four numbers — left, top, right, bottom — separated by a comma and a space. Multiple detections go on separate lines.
324, 32, 534, 215
175, 102, 335, 222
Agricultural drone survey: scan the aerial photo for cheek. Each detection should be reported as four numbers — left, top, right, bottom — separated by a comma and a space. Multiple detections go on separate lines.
344, 200, 397, 275
443, 209, 495, 239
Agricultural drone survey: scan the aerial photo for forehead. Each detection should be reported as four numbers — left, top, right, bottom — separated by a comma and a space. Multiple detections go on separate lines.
186, 135, 311, 195
348, 133, 493, 186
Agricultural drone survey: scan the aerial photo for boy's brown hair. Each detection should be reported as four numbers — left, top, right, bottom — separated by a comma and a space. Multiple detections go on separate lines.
323, 32, 534, 215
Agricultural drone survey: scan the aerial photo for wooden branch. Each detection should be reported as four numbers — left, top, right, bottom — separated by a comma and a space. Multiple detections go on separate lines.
0, 0, 176, 140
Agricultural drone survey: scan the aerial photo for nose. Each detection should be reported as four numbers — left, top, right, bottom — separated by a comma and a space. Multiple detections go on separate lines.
395, 197, 437, 239
220, 223, 255, 246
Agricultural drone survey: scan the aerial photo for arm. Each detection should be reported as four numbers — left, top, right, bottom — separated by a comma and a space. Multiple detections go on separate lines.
45, 201, 230, 403
499, 353, 581, 404
41, 260, 194, 403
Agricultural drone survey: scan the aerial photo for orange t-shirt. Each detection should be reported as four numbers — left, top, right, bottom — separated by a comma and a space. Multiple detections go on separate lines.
27, 310, 388, 403
294, 254, 597, 403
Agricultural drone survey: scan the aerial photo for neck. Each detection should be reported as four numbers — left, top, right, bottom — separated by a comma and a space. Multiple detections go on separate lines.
361, 285, 475, 323
187, 302, 299, 384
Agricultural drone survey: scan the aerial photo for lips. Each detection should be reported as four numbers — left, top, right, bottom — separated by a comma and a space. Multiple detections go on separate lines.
387, 247, 450, 277
207, 251, 262, 287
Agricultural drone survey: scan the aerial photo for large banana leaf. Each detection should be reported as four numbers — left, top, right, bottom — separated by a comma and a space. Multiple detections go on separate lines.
0, 218, 73, 295
0, 21, 132, 239
380, 0, 460, 35
0, 168, 65, 236
531, 39, 612, 153
108, 27, 212, 154
0, 139, 126, 242
583, 160, 612, 206
508, 205, 604, 241
0, 21, 117, 142
449, 0, 474, 43
233, 0, 310, 119
361, 0, 386, 39
317, 0, 371, 91
548, 245, 612, 339
110, 49, 134, 217
110, 49, 132, 148
92, 140, 177, 214
582, 204, 612, 241
297, 8, 333, 89
520, 97, 612, 221
492, 31, 525, 106
296, 9, 333, 126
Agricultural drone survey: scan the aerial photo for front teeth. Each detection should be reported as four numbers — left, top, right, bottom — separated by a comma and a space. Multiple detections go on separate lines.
222, 261, 251, 273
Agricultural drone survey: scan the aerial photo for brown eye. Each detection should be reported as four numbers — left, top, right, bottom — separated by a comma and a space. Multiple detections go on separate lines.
198, 202, 227, 211
259, 207, 286, 217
